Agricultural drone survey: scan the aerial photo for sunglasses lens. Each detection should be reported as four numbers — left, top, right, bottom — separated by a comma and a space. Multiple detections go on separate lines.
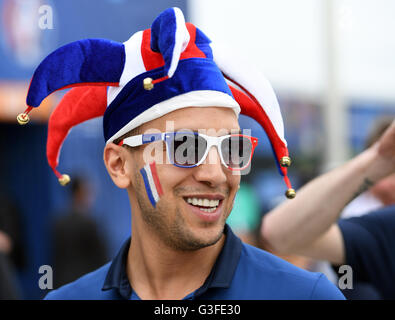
221, 135, 253, 169
167, 133, 254, 169
169, 133, 207, 166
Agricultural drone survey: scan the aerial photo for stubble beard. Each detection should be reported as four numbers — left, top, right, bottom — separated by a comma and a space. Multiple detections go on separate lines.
135, 184, 227, 251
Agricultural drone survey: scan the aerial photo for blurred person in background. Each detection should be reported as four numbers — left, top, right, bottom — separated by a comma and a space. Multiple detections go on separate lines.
318, 118, 395, 299
0, 186, 25, 299
0, 252, 20, 299
51, 176, 108, 289
261, 119, 395, 299
0, 187, 26, 272
342, 118, 395, 299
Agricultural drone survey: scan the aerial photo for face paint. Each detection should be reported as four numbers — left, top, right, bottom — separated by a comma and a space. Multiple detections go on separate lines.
139, 161, 164, 207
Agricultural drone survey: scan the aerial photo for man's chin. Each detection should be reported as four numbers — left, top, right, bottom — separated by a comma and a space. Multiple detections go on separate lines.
166, 203, 228, 251
179, 223, 225, 250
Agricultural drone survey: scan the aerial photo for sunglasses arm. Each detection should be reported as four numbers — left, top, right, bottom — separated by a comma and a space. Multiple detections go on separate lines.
119, 135, 143, 147
120, 133, 166, 147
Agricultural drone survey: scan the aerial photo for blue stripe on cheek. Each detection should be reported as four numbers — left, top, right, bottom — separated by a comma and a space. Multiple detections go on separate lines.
140, 168, 156, 207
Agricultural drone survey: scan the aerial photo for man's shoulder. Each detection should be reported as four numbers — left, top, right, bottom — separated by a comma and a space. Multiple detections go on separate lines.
232, 243, 344, 300
240, 243, 314, 277
44, 262, 116, 300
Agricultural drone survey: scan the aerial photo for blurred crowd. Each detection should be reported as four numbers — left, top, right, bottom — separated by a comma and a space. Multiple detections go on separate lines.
0, 175, 108, 299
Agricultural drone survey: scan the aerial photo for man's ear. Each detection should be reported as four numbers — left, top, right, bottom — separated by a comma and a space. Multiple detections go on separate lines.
103, 143, 133, 189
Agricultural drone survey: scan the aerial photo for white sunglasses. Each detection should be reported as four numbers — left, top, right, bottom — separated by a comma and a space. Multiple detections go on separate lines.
119, 131, 258, 171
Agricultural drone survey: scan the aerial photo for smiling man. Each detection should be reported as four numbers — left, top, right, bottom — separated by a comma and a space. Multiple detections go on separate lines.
20, 8, 344, 300
117, 108, 241, 251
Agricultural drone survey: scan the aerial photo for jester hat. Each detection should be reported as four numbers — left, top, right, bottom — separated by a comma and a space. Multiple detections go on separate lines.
18, 7, 295, 198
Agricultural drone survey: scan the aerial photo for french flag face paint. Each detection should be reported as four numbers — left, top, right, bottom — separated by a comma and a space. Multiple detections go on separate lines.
139, 161, 164, 207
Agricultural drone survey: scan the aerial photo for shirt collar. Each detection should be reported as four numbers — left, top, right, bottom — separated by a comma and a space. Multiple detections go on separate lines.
102, 224, 242, 299
101, 236, 132, 299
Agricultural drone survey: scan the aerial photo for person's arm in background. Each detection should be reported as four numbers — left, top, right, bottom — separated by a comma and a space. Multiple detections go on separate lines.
261, 120, 395, 266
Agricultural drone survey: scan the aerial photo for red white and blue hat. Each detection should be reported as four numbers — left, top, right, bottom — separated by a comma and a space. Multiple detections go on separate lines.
17, 7, 295, 198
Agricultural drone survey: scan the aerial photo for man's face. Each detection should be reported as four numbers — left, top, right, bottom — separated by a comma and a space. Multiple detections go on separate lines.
127, 107, 241, 251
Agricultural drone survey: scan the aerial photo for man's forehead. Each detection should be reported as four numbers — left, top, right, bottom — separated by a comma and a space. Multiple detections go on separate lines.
173, 128, 242, 134
139, 106, 240, 133
140, 124, 241, 136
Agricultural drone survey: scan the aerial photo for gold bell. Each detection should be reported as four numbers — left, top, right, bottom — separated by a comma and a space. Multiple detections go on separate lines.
285, 188, 296, 199
58, 174, 71, 186
280, 156, 291, 167
17, 113, 30, 125
143, 77, 154, 90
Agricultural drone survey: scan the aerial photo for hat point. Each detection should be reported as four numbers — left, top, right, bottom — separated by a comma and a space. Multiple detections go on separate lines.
285, 188, 296, 199
58, 174, 71, 186
280, 156, 291, 167
17, 113, 30, 125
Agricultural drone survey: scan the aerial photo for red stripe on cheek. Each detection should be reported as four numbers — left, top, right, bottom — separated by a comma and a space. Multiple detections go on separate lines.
149, 161, 164, 197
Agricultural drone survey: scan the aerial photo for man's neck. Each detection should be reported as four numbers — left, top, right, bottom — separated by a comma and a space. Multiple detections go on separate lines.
127, 224, 226, 300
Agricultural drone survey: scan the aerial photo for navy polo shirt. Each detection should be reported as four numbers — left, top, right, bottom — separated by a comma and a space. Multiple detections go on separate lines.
336, 205, 395, 299
45, 225, 344, 300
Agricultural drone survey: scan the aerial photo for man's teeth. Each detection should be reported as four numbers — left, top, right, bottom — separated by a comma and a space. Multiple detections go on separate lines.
199, 207, 217, 213
186, 197, 220, 208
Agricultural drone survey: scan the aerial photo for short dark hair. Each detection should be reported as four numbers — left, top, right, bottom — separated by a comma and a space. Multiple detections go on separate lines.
113, 126, 142, 150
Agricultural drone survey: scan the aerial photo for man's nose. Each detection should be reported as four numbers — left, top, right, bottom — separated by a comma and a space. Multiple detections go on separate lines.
193, 146, 227, 187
